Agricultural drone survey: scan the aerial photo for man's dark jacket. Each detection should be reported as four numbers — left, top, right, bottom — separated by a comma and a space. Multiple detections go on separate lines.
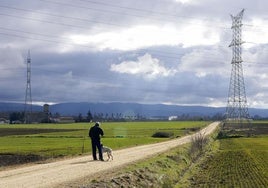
89, 125, 104, 140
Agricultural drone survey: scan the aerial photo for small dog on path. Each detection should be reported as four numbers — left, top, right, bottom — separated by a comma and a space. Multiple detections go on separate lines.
101, 144, 113, 161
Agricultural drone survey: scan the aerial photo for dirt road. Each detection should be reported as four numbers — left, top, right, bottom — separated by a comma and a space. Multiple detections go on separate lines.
0, 122, 220, 188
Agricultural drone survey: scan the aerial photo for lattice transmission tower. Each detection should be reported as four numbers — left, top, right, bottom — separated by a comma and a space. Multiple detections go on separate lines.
225, 9, 250, 126
24, 50, 32, 124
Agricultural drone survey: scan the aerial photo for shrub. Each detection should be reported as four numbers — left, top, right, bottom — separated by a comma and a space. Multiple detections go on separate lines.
189, 132, 208, 161
217, 130, 244, 139
217, 131, 228, 139
152, 132, 174, 138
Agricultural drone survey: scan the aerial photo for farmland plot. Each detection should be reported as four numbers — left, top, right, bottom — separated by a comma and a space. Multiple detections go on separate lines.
0, 121, 208, 167
189, 136, 268, 187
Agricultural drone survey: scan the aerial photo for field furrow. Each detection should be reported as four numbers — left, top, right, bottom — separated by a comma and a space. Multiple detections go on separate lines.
189, 135, 268, 188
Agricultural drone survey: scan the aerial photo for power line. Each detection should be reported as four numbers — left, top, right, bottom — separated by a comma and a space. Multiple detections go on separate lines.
0, 25, 227, 57
77, 1, 268, 32
0, 0, 227, 36
0, 5, 121, 28
40, 0, 164, 20
78, 0, 248, 31
39, 0, 230, 29
0, 4, 266, 66
42, 0, 268, 31
0, 32, 98, 51
0, 6, 234, 58
0, 2, 265, 43
77, 0, 217, 22
0, 4, 235, 34
244, 24, 268, 31
0, 3, 231, 39
0, 13, 95, 31
10, 1, 268, 42
0, 24, 266, 66
79, 0, 180, 17
0, 26, 65, 40
0, 30, 266, 67
0, 23, 231, 59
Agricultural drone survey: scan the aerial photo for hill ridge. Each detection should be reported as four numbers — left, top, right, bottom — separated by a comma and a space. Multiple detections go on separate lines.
0, 102, 268, 118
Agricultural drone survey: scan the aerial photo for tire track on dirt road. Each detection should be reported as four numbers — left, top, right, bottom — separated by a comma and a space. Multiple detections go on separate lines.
0, 121, 220, 188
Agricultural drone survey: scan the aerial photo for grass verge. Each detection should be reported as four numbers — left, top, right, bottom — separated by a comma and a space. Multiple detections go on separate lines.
78, 128, 219, 188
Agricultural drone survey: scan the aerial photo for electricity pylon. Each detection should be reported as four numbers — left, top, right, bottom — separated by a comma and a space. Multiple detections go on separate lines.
225, 9, 250, 126
24, 50, 32, 124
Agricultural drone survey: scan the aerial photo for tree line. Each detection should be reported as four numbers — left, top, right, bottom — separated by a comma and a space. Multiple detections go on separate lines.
2, 110, 268, 124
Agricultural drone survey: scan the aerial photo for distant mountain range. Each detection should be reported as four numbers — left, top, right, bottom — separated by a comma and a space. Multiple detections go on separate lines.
1, 102, 268, 118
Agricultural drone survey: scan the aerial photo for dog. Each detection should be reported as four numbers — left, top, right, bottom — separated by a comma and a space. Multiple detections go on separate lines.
101, 144, 113, 161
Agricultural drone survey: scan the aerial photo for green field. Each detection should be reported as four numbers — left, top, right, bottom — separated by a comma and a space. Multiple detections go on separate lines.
189, 135, 268, 187
0, 121, 208, 158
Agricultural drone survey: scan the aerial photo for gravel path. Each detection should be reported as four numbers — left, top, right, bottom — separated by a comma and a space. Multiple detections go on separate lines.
0, 122, 220, 188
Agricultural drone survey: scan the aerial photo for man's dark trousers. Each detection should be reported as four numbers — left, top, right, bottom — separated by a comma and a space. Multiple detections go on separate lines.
91, 139, 103, 160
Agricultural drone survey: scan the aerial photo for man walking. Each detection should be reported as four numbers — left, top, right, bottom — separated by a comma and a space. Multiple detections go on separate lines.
89, 122, 104, 161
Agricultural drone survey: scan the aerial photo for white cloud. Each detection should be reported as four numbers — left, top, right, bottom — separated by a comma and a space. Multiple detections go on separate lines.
69, 25, 178, 51
69, 23, 220, 51
174, 0, 196, 4
110, 53, 177, 79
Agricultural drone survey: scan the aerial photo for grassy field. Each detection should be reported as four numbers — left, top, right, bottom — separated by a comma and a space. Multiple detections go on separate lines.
188, 135, 268, 187
0, 121, 208, 158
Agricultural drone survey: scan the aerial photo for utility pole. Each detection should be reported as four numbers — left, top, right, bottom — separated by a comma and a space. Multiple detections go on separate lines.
24, 50, 32, 124
225, 9, 250, 127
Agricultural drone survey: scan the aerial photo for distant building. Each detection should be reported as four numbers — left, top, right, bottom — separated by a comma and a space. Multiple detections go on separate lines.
149, 116, 168, 120
0, 118, 8, 124
168, 116, 178, 121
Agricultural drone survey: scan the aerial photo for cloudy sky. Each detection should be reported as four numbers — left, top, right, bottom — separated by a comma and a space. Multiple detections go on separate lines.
1, 0, 268, 108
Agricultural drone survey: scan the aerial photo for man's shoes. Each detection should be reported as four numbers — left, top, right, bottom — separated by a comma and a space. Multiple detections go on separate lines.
93, 158, 98, 161
100, 159, 104, 161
